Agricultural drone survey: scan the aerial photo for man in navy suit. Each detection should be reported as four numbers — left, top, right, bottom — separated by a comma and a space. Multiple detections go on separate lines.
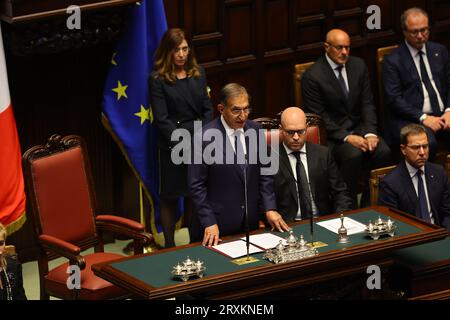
188, 83, 290, 246
379, 124, 450, 229
302, 29, 391, 208
383, 7, 450, 160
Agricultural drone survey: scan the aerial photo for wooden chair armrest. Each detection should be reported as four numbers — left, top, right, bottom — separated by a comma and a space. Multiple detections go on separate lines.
95, 215, 154, 254
38, 234, 86, 269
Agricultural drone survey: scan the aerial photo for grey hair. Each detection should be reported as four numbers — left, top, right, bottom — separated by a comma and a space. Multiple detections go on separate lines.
219, 83, 250, 107
400, 123, 427, 145
401, 7, 429, 31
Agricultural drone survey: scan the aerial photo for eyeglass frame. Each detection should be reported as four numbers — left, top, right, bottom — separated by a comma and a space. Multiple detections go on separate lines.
405, 27, 430, 36
282, 128, 307, 136
325, 43, 351, 52
229, 107, 252, 115
173, 45, 190, 54
405, 143, 429, 151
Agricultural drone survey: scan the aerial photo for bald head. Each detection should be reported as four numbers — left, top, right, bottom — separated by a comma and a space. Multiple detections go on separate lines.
280, 107, 307, 151
281, 107, 306, 128
324, 29, 350, 65
326, 29, 350, 43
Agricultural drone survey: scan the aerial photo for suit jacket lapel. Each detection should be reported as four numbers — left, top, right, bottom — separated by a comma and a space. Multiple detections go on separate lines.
425, 43, 444, 101
424, 163, 439, 220
279, 145, 298, 203
400, 42, 421, 84
320, 57, 348, 103
305, 143, 317, 201
399, 161, 420, 216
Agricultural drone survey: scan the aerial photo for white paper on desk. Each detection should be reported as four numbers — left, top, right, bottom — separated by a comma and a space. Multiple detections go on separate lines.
240, 233, 287, 250
316, 217, 366, 235
212, 240, 263, 259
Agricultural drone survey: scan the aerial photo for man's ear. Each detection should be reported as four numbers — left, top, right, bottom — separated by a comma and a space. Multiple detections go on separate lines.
400, 144, 406, 157
217, 104, 224, 114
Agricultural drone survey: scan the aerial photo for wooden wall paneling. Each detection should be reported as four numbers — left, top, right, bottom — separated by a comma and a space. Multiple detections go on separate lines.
264, 62, 292, 113
163, 0, 181, 28
264, 0, 291, 55
224, 0, 256, 62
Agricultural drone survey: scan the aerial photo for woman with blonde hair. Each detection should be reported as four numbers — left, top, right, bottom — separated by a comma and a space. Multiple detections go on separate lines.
150, 28, 213, 247
0, 223, 27, 300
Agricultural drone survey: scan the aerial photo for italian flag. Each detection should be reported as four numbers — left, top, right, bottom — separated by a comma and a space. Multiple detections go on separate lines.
0, 24, 26, 234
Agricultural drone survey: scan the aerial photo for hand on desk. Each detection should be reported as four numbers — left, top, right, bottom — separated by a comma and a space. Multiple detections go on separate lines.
203, 224, 220, 247
266, 210, 290, 232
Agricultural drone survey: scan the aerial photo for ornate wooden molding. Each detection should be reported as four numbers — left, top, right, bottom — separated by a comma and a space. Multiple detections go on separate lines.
0, 0, 136, 23
2, 8, 127, 55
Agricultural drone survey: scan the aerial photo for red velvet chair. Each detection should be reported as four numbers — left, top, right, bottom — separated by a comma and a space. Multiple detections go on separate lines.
254, 111, 327, 146
254, 111, 326, 229
22, 134, 153, 300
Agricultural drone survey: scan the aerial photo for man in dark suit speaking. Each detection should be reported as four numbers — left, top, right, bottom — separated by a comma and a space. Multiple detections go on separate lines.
188, 83, 290, 246
383, 8, 450, 160
302, 29, 391, 208
273, 107, 352, 222
379, 124, 450, 229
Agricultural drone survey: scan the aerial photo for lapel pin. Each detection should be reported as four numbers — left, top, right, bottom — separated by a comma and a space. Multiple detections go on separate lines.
435, 53, 439, 57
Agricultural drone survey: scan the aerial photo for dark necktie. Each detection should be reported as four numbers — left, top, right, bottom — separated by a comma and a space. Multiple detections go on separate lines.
416, 169, 432, 223
292, 151, 313, 219
419, 51, 441, 115
234, 131, 246, 165
336, 65, 349, 98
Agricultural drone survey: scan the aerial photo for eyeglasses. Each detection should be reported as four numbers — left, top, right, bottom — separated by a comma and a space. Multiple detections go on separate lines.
406, 144, 429, 151
173, 46, 190, 54
326, 43, 350, 52
284, 129, 307, 136
406, 27, 430, 36
230, 107, 252, 115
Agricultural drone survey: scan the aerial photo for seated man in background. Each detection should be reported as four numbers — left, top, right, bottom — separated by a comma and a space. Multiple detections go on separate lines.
302, 28, 391, 208
273, 107, 352, 222
379, 124, 450, 229
383, 7, 450, 161
188, 83, 290, 247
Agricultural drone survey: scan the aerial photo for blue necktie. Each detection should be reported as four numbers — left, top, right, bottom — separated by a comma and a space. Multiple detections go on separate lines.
419, 51, 441, 115
416, 169, 432, 223
292, 151, 313, 219
336, 65, 349, 99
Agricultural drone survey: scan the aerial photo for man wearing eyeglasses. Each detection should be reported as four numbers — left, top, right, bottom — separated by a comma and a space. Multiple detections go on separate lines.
302, 29, 391, 209
273, 107, 352, 222
189, 83, 290, 247
379, 124, 450, 229
383, 7, 450, 161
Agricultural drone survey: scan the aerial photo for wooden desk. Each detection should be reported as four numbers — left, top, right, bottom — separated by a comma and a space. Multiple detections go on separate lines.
389, 235, 450, 300
92, 206, 447, 299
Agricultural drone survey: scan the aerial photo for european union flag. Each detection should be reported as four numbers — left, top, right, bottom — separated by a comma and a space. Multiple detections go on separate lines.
102, 0, 167, 237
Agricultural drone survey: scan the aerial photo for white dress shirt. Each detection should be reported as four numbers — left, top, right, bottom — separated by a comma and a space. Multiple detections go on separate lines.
220, 115, 247, 155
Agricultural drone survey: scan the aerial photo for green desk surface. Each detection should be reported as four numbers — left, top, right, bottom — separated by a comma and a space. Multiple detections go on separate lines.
111, 209, 421, 288
390, 236, 450, 267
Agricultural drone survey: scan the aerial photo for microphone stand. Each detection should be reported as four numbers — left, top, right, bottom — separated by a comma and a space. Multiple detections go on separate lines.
243, 154, 250, 261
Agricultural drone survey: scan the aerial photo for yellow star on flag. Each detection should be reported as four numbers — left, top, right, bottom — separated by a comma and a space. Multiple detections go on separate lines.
112, 81, 128, 101
134, 105, 153, 125
111, 52, 118, 66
